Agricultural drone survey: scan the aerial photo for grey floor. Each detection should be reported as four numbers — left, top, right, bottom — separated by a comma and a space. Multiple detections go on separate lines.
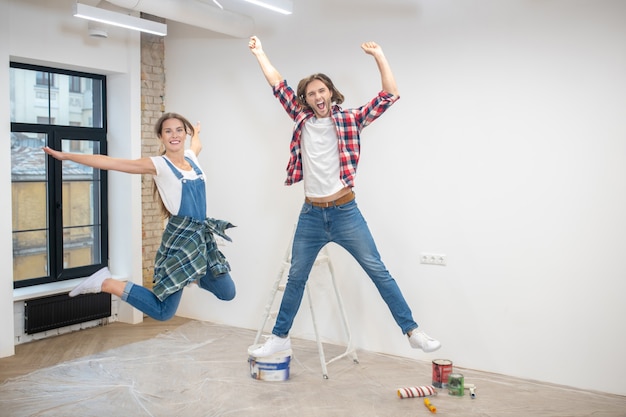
0, 320, 624, 417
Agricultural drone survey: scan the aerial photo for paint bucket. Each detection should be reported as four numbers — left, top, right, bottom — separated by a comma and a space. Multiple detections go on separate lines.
432, 359, 453, 388
448, 373, 464, 396
247, 345, 292, 382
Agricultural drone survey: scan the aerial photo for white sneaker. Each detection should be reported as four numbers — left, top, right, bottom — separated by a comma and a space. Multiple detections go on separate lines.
69, 267, 111, 297
408, 330, 441, 353
251, 335, 291, 357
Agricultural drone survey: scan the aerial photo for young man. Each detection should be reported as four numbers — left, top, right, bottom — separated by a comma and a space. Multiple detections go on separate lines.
248, 36, 440, 357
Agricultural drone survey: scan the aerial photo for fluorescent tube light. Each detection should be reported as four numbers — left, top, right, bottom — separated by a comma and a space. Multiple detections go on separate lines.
242, 0, 293, 15
73, 2, 167, 36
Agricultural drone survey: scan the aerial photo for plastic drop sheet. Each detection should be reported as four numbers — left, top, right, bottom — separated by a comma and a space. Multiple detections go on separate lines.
1, 320, 624, 417
0, 321, 429, 417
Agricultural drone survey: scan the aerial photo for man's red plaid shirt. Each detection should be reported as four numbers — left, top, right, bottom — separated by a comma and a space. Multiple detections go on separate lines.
272, 80, 399, 188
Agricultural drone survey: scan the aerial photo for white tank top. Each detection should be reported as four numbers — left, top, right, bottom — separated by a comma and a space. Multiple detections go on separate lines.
150, 150, 205, 216
301, 117, 344, 198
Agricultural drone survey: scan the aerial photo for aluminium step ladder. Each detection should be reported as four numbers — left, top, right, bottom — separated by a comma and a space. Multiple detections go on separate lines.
253, 228, 359, 379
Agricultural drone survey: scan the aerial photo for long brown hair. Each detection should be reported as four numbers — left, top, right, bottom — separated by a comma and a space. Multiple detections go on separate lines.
152, 113, 196, 219
296, 73, 345, 110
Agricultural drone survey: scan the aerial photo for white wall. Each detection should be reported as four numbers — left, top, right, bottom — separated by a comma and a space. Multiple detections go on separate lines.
167, 0, 626, 396
0, 0, 145, 356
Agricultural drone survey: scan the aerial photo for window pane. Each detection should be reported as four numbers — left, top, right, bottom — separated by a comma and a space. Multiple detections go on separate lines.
10, 67, 50, 124
13, 230, 49, 281
11, 67, 103, 127
10, 131, 47, 182
63, 225, 101, 269
61, 139, 102, 267
53, 74, 102, 127
11, 133, 49, 282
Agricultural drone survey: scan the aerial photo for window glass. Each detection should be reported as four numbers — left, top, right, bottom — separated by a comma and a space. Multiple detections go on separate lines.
11, 132, 49, 281
61, 139, 102, 268
10, 67, 103, 128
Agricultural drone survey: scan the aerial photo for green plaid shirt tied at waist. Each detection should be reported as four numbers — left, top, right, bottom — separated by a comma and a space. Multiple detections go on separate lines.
152, 215, 235, 301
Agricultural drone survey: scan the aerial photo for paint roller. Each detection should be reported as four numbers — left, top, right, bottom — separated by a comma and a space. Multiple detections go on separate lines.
396, 385, 436, 399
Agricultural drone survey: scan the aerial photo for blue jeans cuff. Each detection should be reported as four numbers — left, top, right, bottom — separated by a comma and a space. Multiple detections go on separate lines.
121, 281, 134, 302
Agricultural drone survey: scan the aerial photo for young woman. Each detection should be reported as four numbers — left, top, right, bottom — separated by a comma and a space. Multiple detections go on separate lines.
43, 112, 236, 321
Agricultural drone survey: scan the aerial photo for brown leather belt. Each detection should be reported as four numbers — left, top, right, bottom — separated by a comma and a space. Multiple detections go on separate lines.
305, 191, 355, 208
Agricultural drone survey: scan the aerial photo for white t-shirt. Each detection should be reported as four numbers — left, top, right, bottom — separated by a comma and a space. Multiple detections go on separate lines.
150, 150, 206, 216
301, 117, 344, 198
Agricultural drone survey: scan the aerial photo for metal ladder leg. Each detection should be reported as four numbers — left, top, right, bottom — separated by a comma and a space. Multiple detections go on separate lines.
306, 284, 329, 378
253, 238, 292, 346
326, 255, 359, 366
306, 246, 359, 379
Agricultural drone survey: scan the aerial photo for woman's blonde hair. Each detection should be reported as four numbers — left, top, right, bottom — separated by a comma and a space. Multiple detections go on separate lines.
152, 113, 195, 219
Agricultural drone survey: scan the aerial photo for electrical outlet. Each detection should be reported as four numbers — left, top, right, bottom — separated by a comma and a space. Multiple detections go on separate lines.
420, 253, 447, 266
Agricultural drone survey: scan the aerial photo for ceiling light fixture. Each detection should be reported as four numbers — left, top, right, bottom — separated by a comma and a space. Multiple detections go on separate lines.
73, 2, 167, 36
241, 0, 293, 15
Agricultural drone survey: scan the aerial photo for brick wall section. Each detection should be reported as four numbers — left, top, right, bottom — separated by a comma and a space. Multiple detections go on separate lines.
140, 15, 166, 288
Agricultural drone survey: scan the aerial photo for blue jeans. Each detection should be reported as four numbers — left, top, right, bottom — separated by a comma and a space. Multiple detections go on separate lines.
121, 271, 235, 321
272, 199, 418, 337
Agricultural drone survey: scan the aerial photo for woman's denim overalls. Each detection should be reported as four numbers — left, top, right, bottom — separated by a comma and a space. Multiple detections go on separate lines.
120, 155, 235, 321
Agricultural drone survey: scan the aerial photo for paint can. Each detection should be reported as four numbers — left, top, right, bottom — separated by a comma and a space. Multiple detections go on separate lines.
432, 359, 453, 388
448, 373, 464, 396
247, 345, 292, 382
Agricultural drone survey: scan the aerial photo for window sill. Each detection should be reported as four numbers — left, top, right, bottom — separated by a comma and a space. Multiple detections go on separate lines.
13, 279, 86, 302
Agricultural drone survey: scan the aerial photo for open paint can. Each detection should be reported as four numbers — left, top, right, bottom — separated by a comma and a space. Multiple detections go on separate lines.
432, 359, 453, 388
248, 345, 292, 382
